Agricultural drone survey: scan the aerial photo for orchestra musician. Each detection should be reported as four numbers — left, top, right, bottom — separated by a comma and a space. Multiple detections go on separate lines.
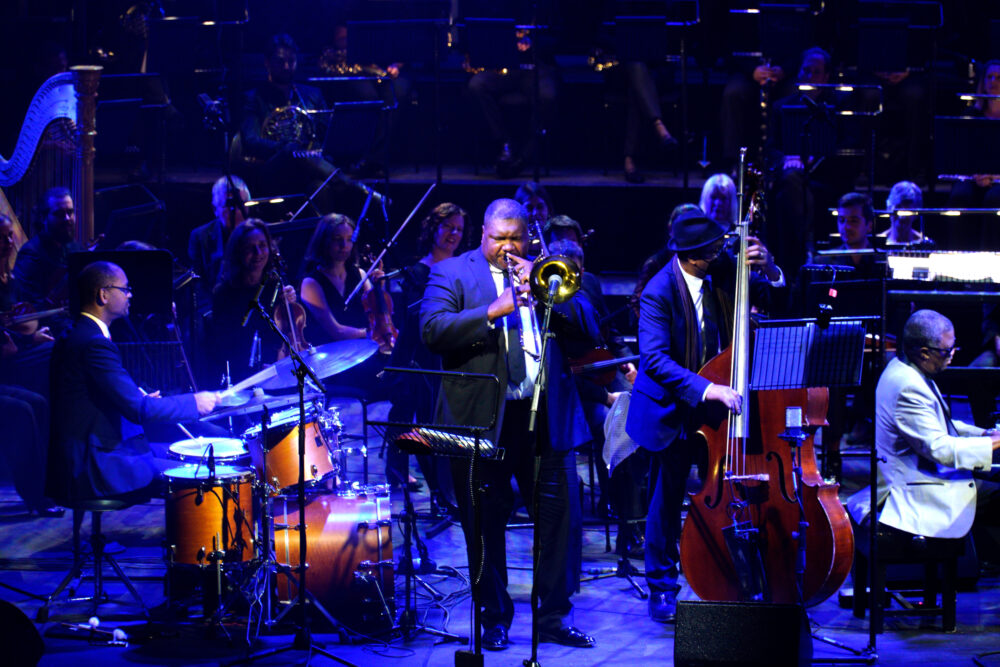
0, 213, 60, 516
625, 206, 782, 623
12, 187, 85, 336
239, 33, 335, 207
300, 213, 378, 349
187, 175, 251, 313
383, 202, 469, 497
846, 309, 1000, 556
880, 180, 931, 247
420, 198, 596, 650
208, 219, 297, 386
47, 261, 219, 504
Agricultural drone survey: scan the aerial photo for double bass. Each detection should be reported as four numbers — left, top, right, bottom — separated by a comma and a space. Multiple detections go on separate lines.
678, 153, 854, 606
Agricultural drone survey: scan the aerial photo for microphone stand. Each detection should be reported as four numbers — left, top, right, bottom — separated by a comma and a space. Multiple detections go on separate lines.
343, 183, 437, 309
227, 293, 357, 667
523, 277, 562, 667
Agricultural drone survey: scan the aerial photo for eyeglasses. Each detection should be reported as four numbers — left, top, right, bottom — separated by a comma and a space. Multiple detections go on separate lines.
102, 285, 133, 296
926, 344, 958, 358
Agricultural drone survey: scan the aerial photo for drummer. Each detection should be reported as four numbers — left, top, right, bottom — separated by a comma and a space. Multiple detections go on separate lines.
208, 219, 298, 389
47, 261, 220, 506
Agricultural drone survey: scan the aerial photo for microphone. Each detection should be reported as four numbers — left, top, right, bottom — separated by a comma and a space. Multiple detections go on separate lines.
207, 442, 216, 481
249, 331, 261, 369
240, 282, 266, 327
547, 273, 564, 301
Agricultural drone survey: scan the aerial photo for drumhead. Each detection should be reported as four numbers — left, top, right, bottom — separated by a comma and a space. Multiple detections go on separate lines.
242, 405, 318, 438
162, 465, 253, 483
169, 437, 247, 460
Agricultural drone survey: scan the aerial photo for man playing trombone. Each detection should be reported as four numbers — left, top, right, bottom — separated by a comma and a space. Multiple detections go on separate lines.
420, 198, 597, 651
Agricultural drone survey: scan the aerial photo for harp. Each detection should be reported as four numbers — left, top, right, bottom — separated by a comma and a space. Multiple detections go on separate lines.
0, 65, 102, 267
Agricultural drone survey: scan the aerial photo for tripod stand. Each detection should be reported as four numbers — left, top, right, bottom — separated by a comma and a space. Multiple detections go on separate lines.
226, 295, 353, 667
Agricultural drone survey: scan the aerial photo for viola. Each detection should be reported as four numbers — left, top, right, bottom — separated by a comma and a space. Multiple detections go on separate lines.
678, 155, 854, 607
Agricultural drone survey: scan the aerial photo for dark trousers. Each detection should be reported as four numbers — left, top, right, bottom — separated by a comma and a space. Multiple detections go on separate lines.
467, 66, 558, 148
0, 385, 50, 510
451, 398, 580, 631
645, 436, 698, 594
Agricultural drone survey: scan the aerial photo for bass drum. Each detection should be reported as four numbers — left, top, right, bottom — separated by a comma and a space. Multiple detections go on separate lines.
273, 486, 393, 625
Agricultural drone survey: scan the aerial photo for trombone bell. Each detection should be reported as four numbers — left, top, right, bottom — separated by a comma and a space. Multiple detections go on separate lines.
529, 255, 581, 304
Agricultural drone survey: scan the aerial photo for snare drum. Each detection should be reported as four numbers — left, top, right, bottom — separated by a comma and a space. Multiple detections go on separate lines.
244, 405, 337, 494
168, 437, 248, 463
273, 486, 393, 616
163, 466, 255, 565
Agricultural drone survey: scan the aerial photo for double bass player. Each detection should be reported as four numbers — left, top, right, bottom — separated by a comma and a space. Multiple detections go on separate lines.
625, 205, 783, 622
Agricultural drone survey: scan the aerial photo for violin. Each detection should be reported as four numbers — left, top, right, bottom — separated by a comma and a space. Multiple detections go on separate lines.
269, 244, 310, 357
568, 348, 639, 386
1, 303, 66, 336
361, 246, 397, 354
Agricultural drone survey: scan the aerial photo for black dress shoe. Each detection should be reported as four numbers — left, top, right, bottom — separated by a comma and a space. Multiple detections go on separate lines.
539, 625, 595, 648
648, 590, 677, 623
482, 624, 509, 651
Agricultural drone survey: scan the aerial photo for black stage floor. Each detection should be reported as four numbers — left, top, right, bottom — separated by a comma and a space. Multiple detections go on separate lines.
2, 397, 1000, 666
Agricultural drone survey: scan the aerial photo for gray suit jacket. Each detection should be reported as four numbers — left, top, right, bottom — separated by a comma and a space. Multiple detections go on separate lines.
848, 357, 992, 538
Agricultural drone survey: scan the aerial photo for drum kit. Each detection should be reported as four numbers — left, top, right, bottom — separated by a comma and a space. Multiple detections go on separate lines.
157, 339, 394, 638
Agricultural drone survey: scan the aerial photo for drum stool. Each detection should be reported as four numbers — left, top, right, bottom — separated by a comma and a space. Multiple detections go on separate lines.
36, 499, 147, 622
851, 518, 964, 633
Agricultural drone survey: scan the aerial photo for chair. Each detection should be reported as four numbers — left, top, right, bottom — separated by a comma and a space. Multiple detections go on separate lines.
851, 518, 964, 633
36, 499, 148, 622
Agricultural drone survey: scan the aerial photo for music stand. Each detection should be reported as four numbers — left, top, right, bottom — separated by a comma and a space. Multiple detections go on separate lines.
749, 316, 875, 663
368, 367, 501, 667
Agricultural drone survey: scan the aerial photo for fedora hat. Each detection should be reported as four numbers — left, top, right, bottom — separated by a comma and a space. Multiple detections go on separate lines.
667, 207, 728, 252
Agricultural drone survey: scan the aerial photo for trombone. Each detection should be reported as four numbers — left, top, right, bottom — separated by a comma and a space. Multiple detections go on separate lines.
503, 235, 582, 361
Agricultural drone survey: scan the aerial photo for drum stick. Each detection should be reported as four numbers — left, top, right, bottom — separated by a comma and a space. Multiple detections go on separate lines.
138, 386, 196, 439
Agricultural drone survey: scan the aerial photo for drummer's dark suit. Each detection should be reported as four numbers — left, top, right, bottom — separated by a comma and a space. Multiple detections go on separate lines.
47, 316, 200, 504
420, 247, 593, 632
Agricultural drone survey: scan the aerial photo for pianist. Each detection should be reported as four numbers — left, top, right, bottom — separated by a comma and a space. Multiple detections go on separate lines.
848, 309, 1000, 554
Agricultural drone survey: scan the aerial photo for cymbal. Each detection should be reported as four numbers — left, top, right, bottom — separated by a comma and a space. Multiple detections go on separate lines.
259, 339, 379, 390
201, 391, 323, 421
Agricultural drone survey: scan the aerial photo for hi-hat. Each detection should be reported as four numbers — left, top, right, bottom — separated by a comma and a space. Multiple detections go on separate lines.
202, 391, 322, 421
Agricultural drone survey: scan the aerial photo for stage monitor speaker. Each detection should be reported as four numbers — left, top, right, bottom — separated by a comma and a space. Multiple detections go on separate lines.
0, 599, 43, 666
674, 600, 812, 667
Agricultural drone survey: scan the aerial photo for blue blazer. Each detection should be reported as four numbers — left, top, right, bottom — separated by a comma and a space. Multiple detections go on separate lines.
420, 248, 593, 450
47, 317, 200, 502
626, 255, 771, 452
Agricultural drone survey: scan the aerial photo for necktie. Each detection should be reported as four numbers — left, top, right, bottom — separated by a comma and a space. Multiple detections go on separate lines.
502, 273, 526, 387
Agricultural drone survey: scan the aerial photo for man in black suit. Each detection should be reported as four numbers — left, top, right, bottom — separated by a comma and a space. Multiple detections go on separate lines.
420, 198, 596, 650
47, 261, 219, 504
